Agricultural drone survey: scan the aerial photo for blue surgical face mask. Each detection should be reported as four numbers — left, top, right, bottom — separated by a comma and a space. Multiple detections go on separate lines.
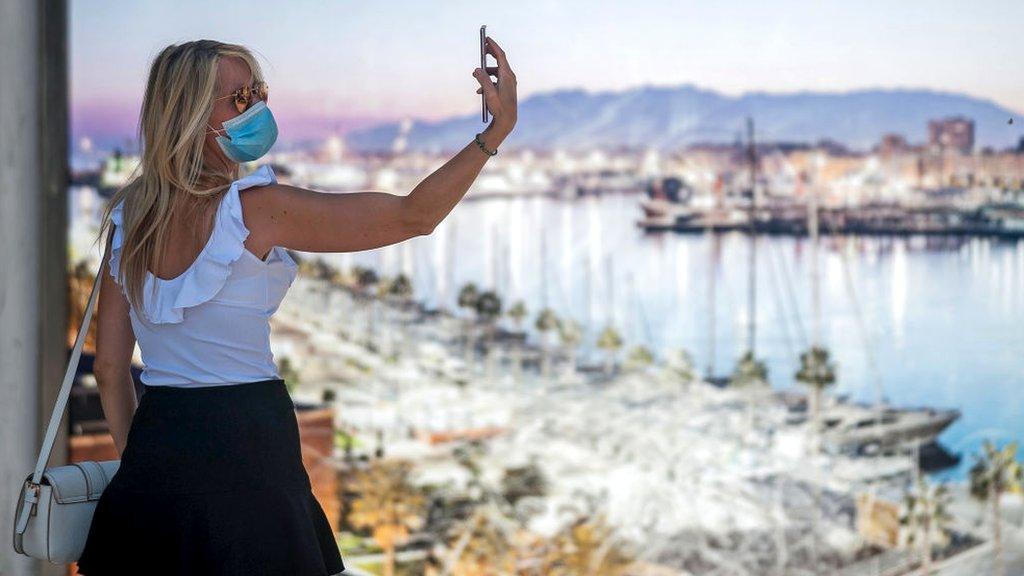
209, 100, 278, 163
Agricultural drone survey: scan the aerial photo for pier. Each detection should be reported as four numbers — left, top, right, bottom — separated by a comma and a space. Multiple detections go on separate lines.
639, 205, 1024, 238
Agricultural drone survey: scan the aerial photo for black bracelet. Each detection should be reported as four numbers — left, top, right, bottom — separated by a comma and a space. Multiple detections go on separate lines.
474, 132, 498, 156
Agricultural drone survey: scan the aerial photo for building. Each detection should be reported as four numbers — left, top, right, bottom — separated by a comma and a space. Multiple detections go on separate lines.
928, 116, 975, 154
877, 133, 910, 157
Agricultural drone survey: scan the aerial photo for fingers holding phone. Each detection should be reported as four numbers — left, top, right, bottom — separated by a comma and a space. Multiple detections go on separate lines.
480, 25, 489, 122
472, 34, 517, 137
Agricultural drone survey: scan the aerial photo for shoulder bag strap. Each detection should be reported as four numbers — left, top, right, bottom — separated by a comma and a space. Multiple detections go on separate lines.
29, 264, 103, 485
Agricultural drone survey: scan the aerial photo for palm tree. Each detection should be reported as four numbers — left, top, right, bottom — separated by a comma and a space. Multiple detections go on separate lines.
900, 475, 953, 575
338, 264, 357, 292
318, 264, 357, 337
355, 266, 380, 349
624, 345, 654, 373
388, 273, 415, 359
458, 282, 480, 362
664, 349, 697, 389
730, 350, 768, 388
969, 440, 1023, 576
596, 325, 623, 376
557, 318, 583, 380
507, 300, 528, 332
506, 300, 528, 379
475, 290, 503, 378
353, 265, 378, 293
794, 345, 836, 454
347, 460, 426, 576
452, 440, 489, 501
730, 350, 769, 431
374, 276, 394, 301
501, 463, 548, 508
312, 258, 333, 281
389, 273, 413, 306
277, 356, 300, 394
303, 259, 335, 310
296, 258, 318, 279
535, 308, 560, 379
328, 262, 347, 288
321, 387, 337, 405
375, 276, 396, 355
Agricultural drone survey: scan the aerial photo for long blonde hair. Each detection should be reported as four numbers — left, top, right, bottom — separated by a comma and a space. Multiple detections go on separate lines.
95, 40, 265, 313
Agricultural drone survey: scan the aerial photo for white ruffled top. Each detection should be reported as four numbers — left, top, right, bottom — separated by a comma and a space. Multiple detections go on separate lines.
108, 165, 299, 388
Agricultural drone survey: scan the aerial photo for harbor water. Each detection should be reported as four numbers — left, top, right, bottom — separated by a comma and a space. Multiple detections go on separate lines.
326, 191, 1024, 480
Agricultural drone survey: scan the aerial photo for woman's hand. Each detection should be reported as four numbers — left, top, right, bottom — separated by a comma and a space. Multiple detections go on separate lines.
245, 37, 518, 253
474, 36, 517, 143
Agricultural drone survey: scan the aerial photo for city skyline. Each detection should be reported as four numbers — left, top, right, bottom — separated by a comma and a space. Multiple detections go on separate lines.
72, 0, 1024, 145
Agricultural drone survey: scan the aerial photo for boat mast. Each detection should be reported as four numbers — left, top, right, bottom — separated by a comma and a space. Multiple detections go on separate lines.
809, 150, 825, 568
492, 226, 500, 291
541, 226, 549, 310
810, 154, 822, 346
747, 117, 758, 356
705, 228, 717, 380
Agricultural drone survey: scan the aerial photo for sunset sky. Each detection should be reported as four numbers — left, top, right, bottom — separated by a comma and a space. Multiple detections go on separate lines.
71, 0, 1024, 146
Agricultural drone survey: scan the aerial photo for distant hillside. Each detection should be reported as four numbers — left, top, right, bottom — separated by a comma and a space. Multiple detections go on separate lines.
345, 84, 1022, 153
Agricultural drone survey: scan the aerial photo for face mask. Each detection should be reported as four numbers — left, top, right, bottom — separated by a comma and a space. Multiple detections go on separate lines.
210, 100, 278, 163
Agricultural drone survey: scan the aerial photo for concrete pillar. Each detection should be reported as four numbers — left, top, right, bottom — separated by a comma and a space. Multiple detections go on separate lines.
0, 0, 69, 574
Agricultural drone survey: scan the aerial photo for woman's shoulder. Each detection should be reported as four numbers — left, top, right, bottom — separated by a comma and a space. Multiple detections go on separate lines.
109, 165, 284, 325
225, 165, 286, 255
233, 164, 278, 193
223, 164, 281, 221
201, 164, 282, 267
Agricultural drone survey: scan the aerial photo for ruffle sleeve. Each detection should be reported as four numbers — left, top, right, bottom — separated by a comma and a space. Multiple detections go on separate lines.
130, 165, 278, 324
108, 199, 126, 284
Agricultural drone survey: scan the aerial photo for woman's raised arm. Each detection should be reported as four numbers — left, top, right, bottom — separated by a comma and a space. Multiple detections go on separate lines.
245, 36, 517, 255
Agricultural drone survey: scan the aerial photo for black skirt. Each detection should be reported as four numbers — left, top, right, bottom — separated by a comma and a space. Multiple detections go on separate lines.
76, 378, 346, 576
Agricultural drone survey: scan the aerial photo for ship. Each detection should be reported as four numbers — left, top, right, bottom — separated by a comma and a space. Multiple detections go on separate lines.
637, 176, 698, 229
819, 402, 960, 455
777, 392, 960, 457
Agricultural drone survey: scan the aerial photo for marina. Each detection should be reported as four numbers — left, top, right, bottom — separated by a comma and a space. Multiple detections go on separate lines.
299, 188, 1022, 483
268, 267, 1023, 574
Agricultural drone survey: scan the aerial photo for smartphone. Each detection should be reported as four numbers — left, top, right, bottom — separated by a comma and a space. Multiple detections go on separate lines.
480, 25, 489, 123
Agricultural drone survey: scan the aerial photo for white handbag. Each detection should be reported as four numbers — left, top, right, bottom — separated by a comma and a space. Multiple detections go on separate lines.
11, 266, 121, 564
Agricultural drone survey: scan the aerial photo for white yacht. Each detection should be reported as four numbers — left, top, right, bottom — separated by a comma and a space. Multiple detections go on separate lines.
780, 393, 960, 455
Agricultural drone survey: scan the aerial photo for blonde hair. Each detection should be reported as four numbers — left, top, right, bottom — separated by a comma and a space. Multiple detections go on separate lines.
95, 40, 266, 312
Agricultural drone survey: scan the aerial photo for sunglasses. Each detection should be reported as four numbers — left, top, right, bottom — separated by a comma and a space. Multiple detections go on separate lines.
215, 81, 269, 113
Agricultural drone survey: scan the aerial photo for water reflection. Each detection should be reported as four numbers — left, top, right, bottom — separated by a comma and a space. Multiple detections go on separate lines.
323, 192, 1024, 479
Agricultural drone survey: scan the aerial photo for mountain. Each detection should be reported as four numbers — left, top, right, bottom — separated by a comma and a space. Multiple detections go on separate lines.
344, 84, 1022, 153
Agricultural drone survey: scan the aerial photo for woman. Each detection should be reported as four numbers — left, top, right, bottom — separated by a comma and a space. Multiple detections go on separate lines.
76, 38, 516, 576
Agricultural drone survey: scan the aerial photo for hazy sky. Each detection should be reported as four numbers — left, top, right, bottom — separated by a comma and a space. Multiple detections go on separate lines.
72, 0, 1023, 143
